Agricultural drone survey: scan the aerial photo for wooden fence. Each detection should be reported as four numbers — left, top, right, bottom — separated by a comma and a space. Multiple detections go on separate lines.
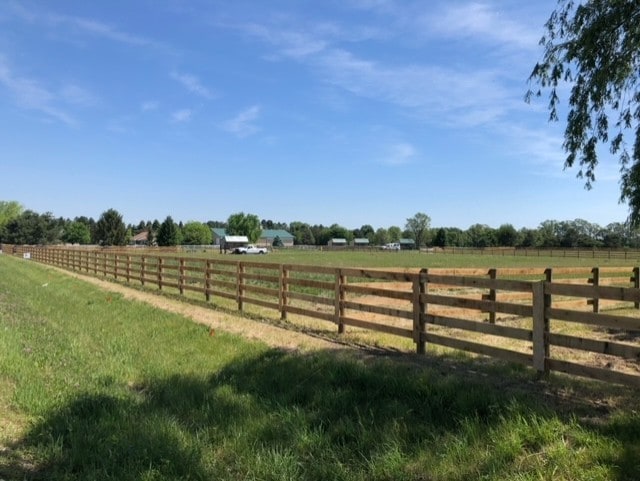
3, 244, 640, 387
439, 246, 640, 260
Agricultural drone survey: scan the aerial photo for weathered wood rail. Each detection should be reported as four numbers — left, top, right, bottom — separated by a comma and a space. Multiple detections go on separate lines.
3, 244, 640, 387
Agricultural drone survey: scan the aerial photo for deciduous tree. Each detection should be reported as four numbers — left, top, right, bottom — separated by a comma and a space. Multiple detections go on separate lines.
181, 221, 213, 245
527, 0, 640, 223
405, 213, 431, 247
227, 212, 261, 243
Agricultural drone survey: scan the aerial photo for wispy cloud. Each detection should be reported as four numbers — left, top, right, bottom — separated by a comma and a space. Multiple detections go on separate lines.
0, 56, 75, 125
318, 49, 510, 126
6, 3, 165, 49
171, 109, 193, 123
423, 2, 541, 50
380, 142, 417, 165
170, 71, 214, 99
141, 100, 159, 112
224, 105, 261, 137
231, 13, 520, 127
60, 84, 99, 107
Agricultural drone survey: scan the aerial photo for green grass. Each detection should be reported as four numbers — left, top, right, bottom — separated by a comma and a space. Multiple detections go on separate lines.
190, 248, 640, 269
2, 255, 640, 480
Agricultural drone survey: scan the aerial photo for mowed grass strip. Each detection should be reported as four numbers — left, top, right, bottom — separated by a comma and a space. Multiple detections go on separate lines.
1, 255, 640, 481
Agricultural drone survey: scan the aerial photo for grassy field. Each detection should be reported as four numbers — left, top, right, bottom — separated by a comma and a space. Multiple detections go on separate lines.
2, 255, 640, 480
181, 247, 640, 269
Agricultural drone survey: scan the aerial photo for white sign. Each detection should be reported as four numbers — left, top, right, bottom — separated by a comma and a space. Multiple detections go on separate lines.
23, 252, 31, 259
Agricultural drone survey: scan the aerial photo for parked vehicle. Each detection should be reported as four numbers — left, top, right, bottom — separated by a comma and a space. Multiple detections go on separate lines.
233, 244, 268, 254
381, 242, 401, 251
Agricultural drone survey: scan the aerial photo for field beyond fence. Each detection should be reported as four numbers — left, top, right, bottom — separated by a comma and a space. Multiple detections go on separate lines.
3, 244, 640, 387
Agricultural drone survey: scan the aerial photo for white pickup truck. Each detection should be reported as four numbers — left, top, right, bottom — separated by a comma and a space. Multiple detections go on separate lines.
232, 244, 268, 255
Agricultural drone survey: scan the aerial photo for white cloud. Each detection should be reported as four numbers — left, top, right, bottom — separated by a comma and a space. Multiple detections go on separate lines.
0, 56, 75, 125
171, 109, 192, 123
381, 142, 417, 165
318, 49, 510, 126
60, 84, 98, 107
170, 71, 214, 99
424, 2, 541, 50
224, 105, 261, 138
231, 16, 518, 127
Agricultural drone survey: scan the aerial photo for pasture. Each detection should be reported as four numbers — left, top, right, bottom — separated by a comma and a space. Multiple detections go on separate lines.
14, 244, 640, 386
1, 254, 640, 480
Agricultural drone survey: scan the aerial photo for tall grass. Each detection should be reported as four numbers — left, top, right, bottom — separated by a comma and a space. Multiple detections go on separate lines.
1, 255, 640, 480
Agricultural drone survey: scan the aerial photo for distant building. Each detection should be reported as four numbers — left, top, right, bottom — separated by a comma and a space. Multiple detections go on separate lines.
258, 229, 294, 247
212, 228, 295, 247
212, 228, 226, 246
222, 235, 249, 251
328, 238, 348, 246
131, 231, 149, 246
400, 238, 416, 250
353, 238, 370, 247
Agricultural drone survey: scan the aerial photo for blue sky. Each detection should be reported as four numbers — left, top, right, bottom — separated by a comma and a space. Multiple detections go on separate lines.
0, 0, 629, 230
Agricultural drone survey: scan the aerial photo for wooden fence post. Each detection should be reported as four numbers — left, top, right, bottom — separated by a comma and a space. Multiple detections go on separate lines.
140, 256, 146, 286
114, 254, 119, 280
179, 258, 185, 295
588, 267, 600, 313
413, 268, 428, 354
237, 262, 245, 311
205, 260, 212, 303
335, 268, 346, 334
532, 279, 549, 378
632, 267, 640, 309
126, 255, 131, 283
280, 265, 289, 320
488, 268, 497, 323
93, 251, 98, 275
158, 257, 164, 290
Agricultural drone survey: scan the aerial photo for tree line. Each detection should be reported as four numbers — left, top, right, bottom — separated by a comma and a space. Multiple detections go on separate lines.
1, 201, 640, 249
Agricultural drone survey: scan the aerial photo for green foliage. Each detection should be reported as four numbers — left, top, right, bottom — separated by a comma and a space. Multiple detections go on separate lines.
181, 221, 213, 245
156, 216, 181, 246
387, 226, 402, 242
466, 224, 496, 248
0, 200, 23, 230
94, 209, 127, 246
272, 235, 283, 247
373, 227, 389, 246
1, 210, 60, 244
63, 221, 91, 245
527, 0, 640, 224
290, 221, 315, 245
405, 212, 431, 247
433, 228, 447, 248
496, 224, 519, 247
227, 212, 261, 243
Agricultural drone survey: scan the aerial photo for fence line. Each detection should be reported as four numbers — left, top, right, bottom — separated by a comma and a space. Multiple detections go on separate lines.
3, 244, 640, 387
438, 246, 640, 260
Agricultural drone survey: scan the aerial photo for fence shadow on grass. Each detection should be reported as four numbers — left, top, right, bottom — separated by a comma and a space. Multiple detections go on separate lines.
3, 350, 640, 481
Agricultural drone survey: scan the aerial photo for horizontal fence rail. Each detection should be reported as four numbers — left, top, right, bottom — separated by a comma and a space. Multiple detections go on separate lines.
3, 244, 640, 387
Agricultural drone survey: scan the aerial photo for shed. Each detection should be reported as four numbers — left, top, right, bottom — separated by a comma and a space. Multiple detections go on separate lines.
259, 229, 295, 247
212, 228, 226, 246
328, 238, 348, 246
131, 231, 149, 246
400, 238, 416, 250
353, 238, 370, 247
223, 235, 249, 252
